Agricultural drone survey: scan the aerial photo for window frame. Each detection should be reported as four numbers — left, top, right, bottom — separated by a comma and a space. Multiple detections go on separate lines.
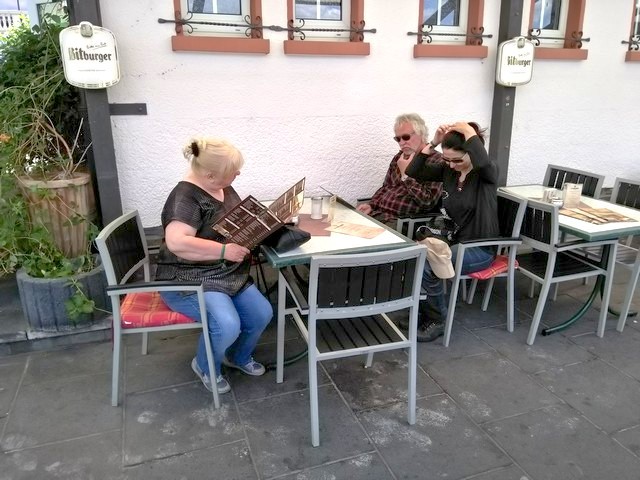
292, 0, 351, 40
626, 0, 640, 62
284, 0, 370, 56
414, 0, 488, 59
421, 0, 469, 43
180, 0, 251, 37
170, 0, 270, 54
530, 0, 570, 47
527, 0, 588, 60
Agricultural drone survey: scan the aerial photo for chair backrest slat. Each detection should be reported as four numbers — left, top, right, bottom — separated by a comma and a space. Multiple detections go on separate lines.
401, 260, 416, 298
362, 265, 379, 304
389, 260, 406, 299
375, 263, 393, 303
347, 266, 365, 307
544, 164, 604, 199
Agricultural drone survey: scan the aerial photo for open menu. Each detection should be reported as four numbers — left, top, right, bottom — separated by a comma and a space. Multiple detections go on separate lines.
212, 178, 305, 249
559, 205, 636, 225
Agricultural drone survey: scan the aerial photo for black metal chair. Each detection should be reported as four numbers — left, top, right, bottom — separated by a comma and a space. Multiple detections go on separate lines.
543, 164, 606, 298
516, 199, 618, 345
543, 164, 605, 199
278, 244, 427, 446
95, 210, 219, 408
442, 191, 528, 346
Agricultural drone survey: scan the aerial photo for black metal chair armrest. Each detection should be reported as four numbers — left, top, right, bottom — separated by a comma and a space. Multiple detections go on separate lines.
556, 238, 617, 252
106, 281, 203, 296
458, 237, 522, 248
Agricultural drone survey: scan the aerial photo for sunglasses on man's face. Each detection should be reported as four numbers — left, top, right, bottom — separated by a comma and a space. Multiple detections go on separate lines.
442, 154, 467, 164
393, 132, 415, 143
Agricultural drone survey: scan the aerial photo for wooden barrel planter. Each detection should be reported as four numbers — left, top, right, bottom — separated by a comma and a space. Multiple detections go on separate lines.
16, 263, 110, 333
18, 171, 94, 259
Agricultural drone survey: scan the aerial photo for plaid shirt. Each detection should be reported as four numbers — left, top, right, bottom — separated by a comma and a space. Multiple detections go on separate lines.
369, 151, 443, 223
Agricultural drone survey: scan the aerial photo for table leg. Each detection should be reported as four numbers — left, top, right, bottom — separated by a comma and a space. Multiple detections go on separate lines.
597, 243, 617, 337
541, 242, 617, 337
276, 269, 286, 384
616, 249, 640, 332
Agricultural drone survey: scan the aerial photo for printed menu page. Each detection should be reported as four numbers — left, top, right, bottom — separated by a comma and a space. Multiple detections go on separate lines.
325, 221, 385, 239
559, 206, 636, 225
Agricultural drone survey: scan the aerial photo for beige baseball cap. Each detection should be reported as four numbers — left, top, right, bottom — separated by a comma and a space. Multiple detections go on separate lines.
418, 237, 455, 279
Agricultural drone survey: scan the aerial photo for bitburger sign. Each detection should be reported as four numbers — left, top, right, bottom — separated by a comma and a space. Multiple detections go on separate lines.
59, 21, 120, 89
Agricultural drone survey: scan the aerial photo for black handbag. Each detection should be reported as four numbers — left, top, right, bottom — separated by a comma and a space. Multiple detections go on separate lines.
415, 211, 459, 244
262, 225, 311, 253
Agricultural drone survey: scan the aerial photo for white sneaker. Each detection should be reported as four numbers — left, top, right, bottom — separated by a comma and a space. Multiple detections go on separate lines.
191, 358, 231, 394
223, 357, 266, 376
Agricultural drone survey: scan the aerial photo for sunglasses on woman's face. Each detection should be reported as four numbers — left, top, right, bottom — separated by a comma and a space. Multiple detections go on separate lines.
393, 132, 415, 142
442, 154, 467, 164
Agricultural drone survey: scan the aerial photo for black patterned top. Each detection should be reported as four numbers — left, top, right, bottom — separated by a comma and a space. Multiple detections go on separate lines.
154, 181, 251, 295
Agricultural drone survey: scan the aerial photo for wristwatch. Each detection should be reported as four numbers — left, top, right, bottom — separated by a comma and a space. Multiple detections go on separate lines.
429, 141, 438, 150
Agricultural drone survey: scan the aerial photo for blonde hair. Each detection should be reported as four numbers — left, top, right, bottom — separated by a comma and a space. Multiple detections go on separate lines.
394, 113, 429, 143
183, 137, 244, 178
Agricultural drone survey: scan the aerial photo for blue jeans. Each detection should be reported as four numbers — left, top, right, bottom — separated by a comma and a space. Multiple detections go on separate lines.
421, 245, 495, 322
160, 284, 272, 377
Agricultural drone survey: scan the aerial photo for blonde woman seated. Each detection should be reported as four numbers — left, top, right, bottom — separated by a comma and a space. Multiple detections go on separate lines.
155, 138, 273, 393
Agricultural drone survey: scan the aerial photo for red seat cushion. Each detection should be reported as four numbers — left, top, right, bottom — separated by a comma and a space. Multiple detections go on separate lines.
120, 291, 195, 329
468, 255, 518, 280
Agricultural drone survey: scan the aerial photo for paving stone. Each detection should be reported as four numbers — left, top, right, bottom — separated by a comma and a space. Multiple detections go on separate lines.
121, 441, 258, 480
21, 342, 112, 386
474, 323, 595, 374
324, 350, 441, 410
467, 464, 531, 480
426, 352, 560, 423
2, 430, 121, 480
238, 385, 371, 478
123, 383, 242, 466
451, 289, 528, 332
276, 452, 393, 480
534, 358, 640, 433
416, 327, 494, 364
230, 338, 330, 404
0, 358, 25, 417
2, 274, 640, 479
124, 331, 198, 359
613, 424, 640, 459
1, 373, 120, 450
124, 334, 197, 395
358, 395, 510, 480
569, 326, 640, 381
485, 404, 640, 480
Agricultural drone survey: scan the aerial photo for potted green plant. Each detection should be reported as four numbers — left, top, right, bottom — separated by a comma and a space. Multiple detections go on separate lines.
0, 12, 109, 332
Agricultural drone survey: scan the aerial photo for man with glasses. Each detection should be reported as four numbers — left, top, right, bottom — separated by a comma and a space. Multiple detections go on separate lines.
356, 113, 443, 227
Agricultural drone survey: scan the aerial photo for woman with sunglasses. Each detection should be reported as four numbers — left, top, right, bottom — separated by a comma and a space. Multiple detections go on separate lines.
406, 121, 499, 342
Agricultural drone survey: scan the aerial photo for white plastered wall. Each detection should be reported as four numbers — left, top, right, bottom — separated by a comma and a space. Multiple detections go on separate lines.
100, 0, 639, 226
